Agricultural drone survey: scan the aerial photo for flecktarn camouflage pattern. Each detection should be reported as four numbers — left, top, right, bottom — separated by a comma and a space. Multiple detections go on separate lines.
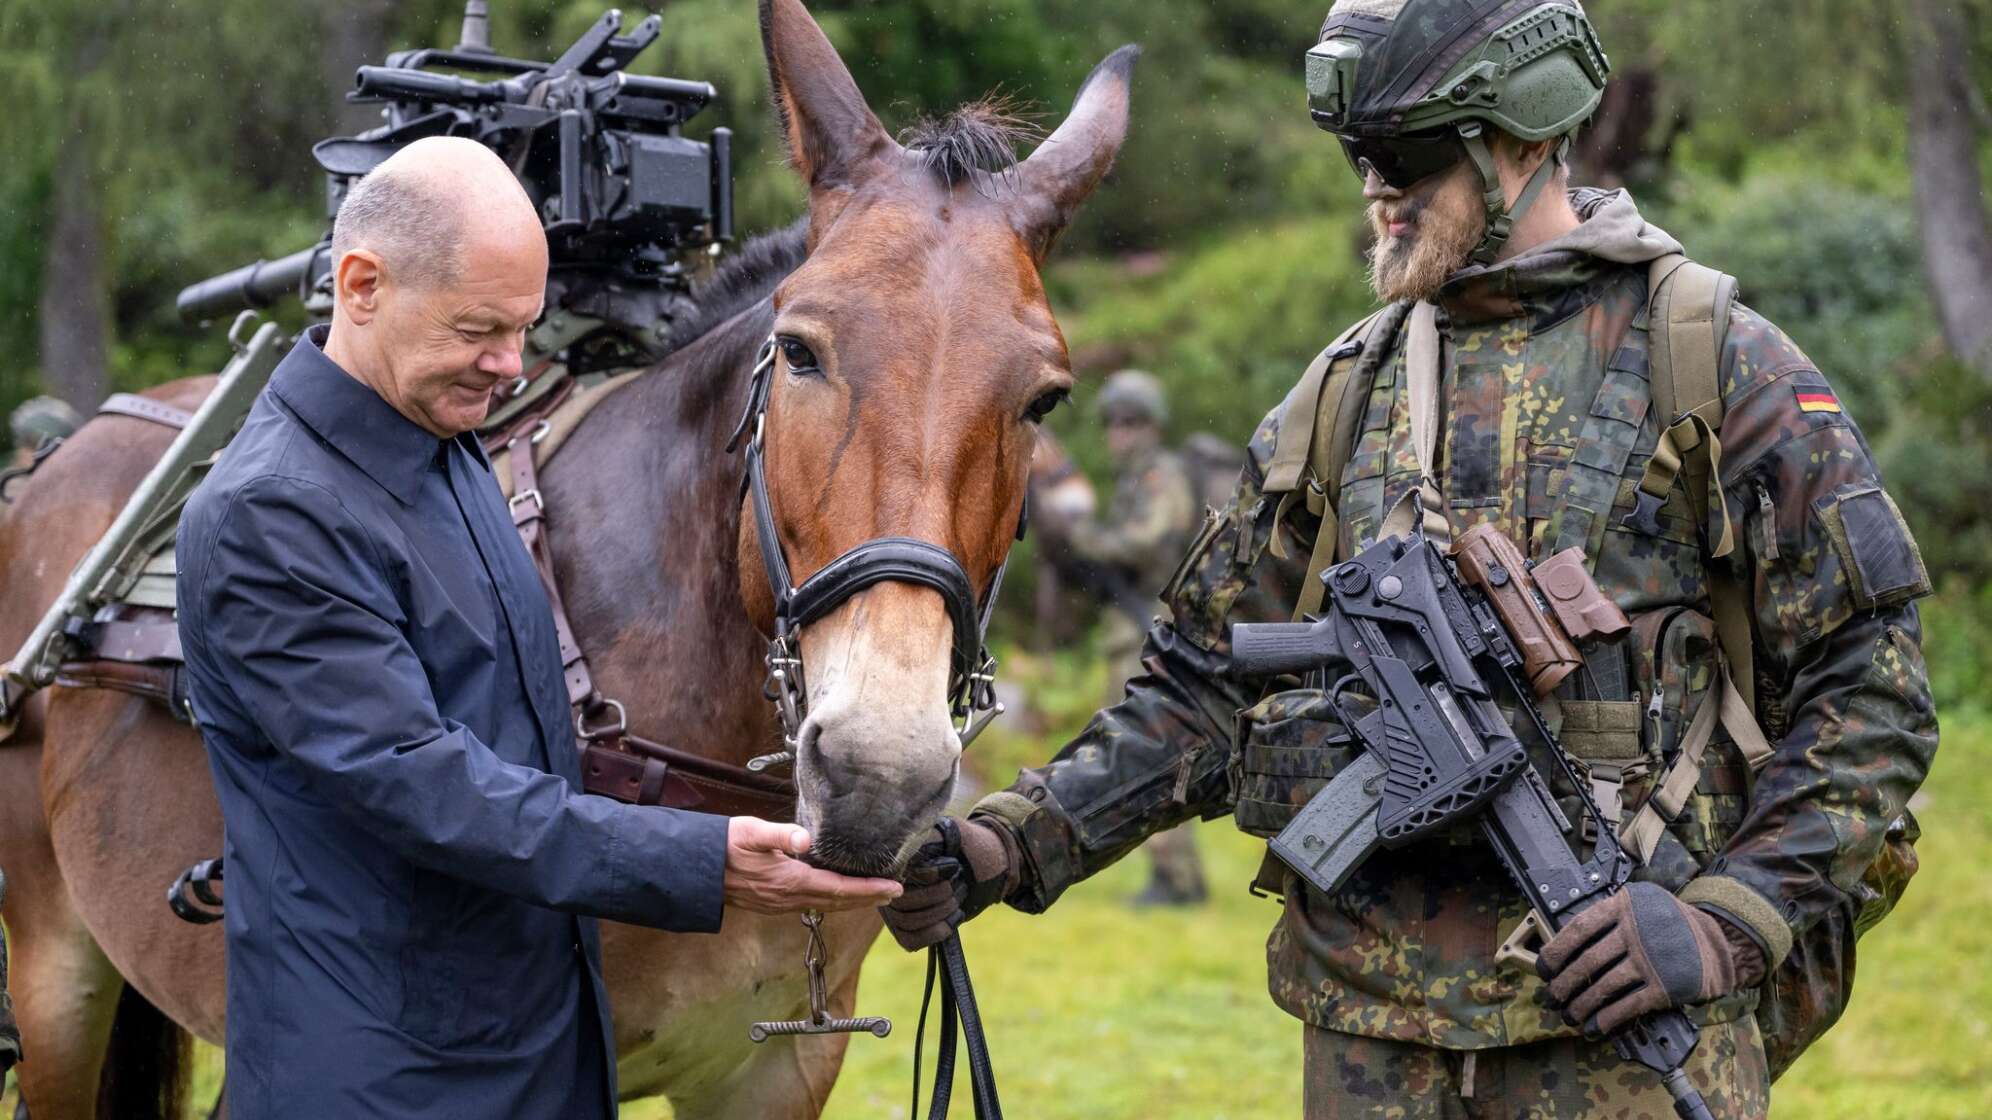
971, 188, 1936, 1107
1300, 1016, 1769, 1119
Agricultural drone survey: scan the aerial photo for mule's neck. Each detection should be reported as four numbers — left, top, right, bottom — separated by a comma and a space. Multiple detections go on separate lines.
541, 300, 784, 769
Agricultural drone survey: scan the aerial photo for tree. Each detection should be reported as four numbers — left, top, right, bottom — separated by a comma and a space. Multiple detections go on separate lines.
1902, 0, 1992, 376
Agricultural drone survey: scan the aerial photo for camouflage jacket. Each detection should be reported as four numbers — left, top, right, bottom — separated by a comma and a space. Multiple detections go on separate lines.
973, 191, 1939, 1049
1067, 443, 1201, 608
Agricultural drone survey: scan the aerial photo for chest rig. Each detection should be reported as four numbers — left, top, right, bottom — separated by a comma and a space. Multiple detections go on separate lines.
1261, 254, 1772, 868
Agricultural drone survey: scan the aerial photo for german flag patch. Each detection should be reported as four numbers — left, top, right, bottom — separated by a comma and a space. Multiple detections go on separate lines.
1795, 388, 1842, 414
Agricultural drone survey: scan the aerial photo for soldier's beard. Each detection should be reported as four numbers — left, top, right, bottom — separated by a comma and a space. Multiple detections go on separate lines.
1366, 167, 1485, 303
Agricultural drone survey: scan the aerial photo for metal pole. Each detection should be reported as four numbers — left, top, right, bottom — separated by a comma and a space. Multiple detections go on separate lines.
457, 0, 492, 54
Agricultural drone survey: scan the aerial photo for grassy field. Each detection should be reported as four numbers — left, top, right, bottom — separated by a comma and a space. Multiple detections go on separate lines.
744, 659, 1992, 1119
6, 666, 1986, 1119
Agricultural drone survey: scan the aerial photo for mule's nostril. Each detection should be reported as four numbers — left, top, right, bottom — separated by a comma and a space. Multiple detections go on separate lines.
796, 717, 831, 791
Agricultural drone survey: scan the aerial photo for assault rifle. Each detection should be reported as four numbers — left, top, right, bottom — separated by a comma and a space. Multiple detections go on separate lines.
176, 2, 734, 373
1229, 525, 1717, 1120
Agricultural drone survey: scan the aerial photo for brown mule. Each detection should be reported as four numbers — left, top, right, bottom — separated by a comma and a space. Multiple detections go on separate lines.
0, 1, 1135, 1115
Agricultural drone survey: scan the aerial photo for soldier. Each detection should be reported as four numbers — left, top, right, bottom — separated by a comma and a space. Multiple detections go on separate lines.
8, 396, 81, 468
0, 870, 16, 1074
884, 2, 1938, 1117
1059, 370, 1207, 906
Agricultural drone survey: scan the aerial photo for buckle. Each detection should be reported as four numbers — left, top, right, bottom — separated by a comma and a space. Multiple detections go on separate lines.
576, 697, 626, 741
1620, 489, 1666, 536
509, 488, 544, 516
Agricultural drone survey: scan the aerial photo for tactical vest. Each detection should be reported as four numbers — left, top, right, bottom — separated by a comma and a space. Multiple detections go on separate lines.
1245, 255, 1919, 1078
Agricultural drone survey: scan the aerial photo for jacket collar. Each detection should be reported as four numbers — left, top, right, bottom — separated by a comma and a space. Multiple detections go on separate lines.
268, 324, 444, 505
1434, 188, 1686, 329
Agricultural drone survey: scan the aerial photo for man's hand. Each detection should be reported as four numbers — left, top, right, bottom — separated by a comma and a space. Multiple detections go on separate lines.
1536, 881, 1768, 1036
880, 816, 1020, 950
723, 817, 902, 915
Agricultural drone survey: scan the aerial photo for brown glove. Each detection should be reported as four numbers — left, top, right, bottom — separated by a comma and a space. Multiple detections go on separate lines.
1536, 881, 1767, 1036
879, 816, 1021, 951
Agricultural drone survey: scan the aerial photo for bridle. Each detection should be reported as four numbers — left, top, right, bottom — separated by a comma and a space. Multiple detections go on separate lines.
724, 336, 1020, 773
729, 334, 1015, 1118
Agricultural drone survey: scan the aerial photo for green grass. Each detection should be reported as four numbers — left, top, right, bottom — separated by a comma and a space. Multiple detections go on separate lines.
7, 671, 1985, 1119
800, 707, 1992, 1119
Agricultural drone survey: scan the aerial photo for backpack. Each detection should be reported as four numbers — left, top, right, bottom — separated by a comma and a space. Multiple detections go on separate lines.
1263, 254, 1922, 1080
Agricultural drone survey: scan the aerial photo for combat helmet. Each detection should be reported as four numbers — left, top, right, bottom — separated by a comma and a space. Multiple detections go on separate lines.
9, 396, 81, 451
1098, 369, 1167, 426
1307, 0, 1610, 263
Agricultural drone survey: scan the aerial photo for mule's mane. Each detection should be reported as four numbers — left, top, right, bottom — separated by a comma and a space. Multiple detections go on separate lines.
666, 219, 811, 350
662, 98, 1039, 350
899, 98, 1042, 187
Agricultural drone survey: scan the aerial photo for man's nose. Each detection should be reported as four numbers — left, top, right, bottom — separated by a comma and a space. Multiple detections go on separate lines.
479, 341, 524, 380
1361, 164, 1400, 202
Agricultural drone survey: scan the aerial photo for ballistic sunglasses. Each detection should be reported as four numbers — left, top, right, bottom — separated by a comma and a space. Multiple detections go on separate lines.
1338, 127, 1466, 190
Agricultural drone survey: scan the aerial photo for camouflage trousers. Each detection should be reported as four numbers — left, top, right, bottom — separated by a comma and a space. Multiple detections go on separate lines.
1301, 1016, 1770, 1119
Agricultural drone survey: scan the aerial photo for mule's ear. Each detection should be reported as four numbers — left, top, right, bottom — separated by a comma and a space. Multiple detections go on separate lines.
760, 0, 894, 190
1013, 45, 1140, 261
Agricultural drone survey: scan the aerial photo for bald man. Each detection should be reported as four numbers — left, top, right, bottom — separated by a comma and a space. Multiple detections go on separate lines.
176, 138, 898, 1118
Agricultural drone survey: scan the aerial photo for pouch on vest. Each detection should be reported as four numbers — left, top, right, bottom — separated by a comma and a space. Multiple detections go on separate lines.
1624, 607, 1752, 872
1231, 688, 1361, 840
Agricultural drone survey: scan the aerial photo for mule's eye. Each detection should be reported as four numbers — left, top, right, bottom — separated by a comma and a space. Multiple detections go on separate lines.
779, 337, 821, 374
1024, 387, 1068, 424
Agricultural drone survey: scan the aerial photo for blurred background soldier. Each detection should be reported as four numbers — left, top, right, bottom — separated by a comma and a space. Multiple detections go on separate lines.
7, 396, 80, 469
1059, 369, 1208, 907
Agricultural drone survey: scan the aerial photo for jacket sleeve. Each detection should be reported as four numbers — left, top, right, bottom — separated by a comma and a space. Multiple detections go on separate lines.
1674, 309, 1938, 966
190, 474, 728, 932
973, 407, 1314, 911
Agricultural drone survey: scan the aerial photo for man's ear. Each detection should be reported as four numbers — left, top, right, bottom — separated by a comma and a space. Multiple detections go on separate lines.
334, 249, 385, 326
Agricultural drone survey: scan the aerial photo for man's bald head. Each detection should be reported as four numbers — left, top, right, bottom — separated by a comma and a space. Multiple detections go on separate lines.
330, 136, 545, 290
322, 135, 550, 438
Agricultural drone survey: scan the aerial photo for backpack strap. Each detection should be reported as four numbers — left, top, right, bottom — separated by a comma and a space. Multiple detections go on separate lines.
1263, 309, 1387, 496
1263, 303, 1410, 620
1627, 255, 1754, 702
1615, 254, 1776, 862
1620, 661, 1772, 863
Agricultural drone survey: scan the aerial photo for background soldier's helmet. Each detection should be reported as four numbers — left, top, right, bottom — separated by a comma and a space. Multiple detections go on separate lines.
9, 396, 82, 450
1309, 0, 1610, 260
1098, 369, 1168, 425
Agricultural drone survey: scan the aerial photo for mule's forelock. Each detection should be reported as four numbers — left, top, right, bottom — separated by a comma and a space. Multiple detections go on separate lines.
898, 98, 1044, 189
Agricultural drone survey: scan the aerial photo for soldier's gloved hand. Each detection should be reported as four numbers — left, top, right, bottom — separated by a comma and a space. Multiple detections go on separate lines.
880, 816, 1020, 951
1535, 881, 1767, 1036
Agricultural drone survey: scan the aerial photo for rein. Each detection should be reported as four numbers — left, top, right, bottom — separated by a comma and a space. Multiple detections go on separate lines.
727, 337, 1009, 1117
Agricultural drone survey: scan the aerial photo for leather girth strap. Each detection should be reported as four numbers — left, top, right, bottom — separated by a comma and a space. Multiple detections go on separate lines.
501, 420, 797, 821
52, 606, 193, 722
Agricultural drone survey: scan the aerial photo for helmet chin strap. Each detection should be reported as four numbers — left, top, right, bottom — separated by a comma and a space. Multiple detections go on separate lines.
1458, 121, 1570, 265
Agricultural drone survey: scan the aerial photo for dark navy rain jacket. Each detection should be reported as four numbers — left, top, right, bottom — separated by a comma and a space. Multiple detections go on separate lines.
177, 326, 728, 1118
